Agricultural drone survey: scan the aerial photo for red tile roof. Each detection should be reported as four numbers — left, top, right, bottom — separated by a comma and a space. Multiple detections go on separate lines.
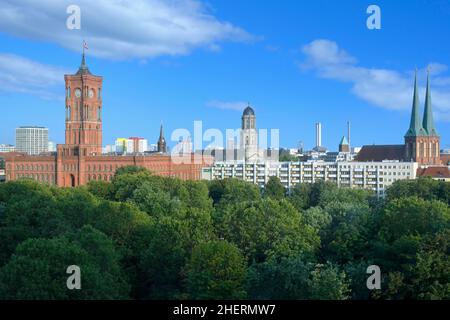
417, 166, 450, 179
441, 154, 450, 165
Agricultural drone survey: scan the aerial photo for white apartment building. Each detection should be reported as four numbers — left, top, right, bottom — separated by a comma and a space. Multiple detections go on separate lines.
0, 144, 16, 152
15, 126, 49, 155
202, 160, 418, 197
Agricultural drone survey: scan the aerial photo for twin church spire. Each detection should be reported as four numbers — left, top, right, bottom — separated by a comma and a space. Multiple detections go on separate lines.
405, 70, 438, 137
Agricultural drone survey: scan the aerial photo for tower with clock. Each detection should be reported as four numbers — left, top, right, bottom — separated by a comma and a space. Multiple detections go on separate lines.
64, 51, 103, 156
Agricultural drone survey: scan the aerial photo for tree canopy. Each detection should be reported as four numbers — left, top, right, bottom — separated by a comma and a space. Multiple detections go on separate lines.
0, 167, 448, 300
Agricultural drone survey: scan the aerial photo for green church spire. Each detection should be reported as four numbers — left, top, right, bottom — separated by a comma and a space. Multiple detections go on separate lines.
405, 70, 426, 137
422, 70, 438, 136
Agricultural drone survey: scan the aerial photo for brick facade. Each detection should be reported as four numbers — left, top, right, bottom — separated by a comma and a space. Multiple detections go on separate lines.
2, 55, 212, 187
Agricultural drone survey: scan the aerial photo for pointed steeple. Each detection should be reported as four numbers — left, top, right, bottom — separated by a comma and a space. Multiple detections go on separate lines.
405, 70, 426, 137
422, 70, 438, 136
339, 136, 349, 146
157, 122, 167, 153
76, 46, 91, 75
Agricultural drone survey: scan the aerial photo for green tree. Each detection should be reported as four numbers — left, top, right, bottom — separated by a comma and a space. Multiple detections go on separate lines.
0, 227, 129, 300
264, 176, 285, 199
214, 198, 319, 262
186, 240, 247, 300
0, 180, 66, 266
308, 263, 350, 300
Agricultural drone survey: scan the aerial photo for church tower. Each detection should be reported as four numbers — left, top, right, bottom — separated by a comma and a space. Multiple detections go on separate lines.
64, 51, 103, 155
404, 70, 441, 165
421, 71, 441, 165
157, 123, 167, 153
240, 104, 258, 161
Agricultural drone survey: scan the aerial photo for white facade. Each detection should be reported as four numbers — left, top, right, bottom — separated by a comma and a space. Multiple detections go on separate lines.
48, 141, 56, 152
0, 144, 16, 152
15, 127, 48, 155
202, 160, 418, 196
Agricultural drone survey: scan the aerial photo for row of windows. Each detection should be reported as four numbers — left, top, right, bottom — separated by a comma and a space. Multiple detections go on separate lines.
15, 173, 55, 184
66, 104, 101, 121
15, 164, 54, 171
87, 164, 117, 172
87, 174, 113, 182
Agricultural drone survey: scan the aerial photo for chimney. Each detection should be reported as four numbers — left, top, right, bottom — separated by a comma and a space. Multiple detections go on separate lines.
347, 121, 351, 151
315, 122, 322, 149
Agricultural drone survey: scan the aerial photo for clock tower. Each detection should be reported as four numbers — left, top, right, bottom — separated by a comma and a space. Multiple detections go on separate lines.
64, 51, 103, 155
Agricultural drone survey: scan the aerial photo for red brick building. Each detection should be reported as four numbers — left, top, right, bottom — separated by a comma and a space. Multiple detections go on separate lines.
1, 53, 212, 187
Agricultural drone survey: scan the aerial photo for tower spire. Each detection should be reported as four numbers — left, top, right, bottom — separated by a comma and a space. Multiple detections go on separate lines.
422, 68, 438, 136
158, 122, 167, 153
76, 41, 91, 75
405, 70, 425, 137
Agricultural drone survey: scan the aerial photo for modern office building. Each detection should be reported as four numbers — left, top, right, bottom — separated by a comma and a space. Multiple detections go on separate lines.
15, 126, 49, 155
202, 160, 418, 196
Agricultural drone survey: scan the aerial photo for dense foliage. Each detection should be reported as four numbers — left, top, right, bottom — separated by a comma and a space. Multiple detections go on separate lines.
0, 167, 448, 300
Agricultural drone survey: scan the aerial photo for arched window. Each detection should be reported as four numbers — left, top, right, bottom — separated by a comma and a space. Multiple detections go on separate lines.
97, 107, 101, 120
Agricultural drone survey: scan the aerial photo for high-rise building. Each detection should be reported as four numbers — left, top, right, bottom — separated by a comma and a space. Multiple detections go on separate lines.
128, 137, 148, 153
15, 126, 48, 155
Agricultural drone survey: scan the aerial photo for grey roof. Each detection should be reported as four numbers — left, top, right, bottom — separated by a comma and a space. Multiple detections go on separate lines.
243, 105, 255, 116
355, 145, 405, 162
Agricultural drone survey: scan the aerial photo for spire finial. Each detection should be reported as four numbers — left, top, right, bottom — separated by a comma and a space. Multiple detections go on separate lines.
76, 40, 91, 75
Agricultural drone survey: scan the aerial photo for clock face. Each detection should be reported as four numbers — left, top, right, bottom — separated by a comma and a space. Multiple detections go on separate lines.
75, 88, 81, 98
89, 89, 94, 98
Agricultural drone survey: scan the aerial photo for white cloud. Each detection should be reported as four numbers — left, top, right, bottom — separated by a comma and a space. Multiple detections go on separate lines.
301, 39, 450, 121
206, 100, 247, 111
0, 0, 254, 60
0, 53, 67, 100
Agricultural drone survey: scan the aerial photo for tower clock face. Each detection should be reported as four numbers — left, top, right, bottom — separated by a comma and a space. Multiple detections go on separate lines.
89, 89, 94, 98
75, 88, 81, 98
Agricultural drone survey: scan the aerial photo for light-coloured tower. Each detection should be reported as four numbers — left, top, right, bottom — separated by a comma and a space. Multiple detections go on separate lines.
240, 104, 258, 161
315, 122, 322, 149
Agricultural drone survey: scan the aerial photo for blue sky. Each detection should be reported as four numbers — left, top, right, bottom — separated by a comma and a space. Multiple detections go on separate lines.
0, 0, 449, 151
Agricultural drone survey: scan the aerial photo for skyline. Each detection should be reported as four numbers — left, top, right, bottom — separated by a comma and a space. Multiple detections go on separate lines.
1, 0, 450, 150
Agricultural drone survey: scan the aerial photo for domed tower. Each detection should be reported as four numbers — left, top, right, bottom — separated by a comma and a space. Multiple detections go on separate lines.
240, 104, 258, 161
